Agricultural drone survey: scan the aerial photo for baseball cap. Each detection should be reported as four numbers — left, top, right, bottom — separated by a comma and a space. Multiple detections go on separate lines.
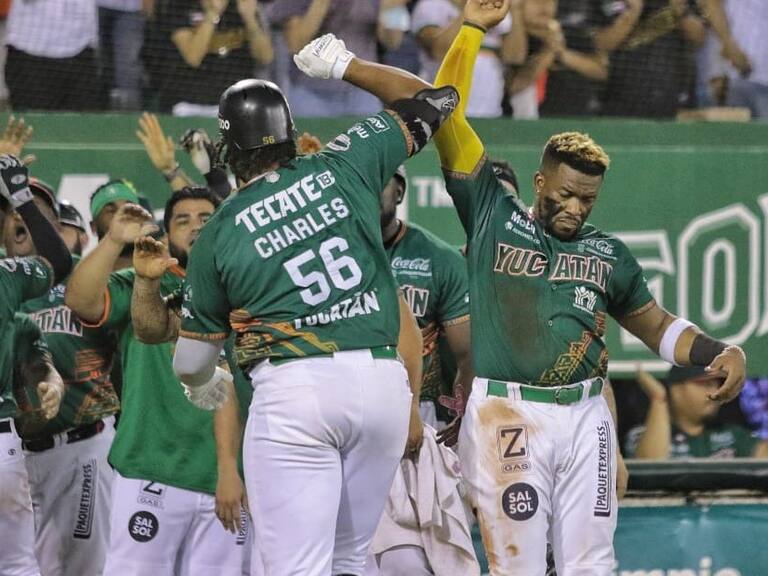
29, 177, 60, 218
666, 365, 713, 386
90, 179, 140, 219
58, 200, 87, 232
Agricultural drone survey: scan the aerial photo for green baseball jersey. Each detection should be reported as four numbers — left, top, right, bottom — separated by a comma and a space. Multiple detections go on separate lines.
94, 267, 219, 495
624, 423, 756, 458
12, 312, 52, 431
386, 222, 469, 402
181, 111, 411, 368
0, 257, 54, 419
20, 256, 120, 437
445, 158, 653, 386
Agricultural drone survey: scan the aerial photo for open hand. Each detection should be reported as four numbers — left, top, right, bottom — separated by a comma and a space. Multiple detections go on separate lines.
136, 112, 177, 174
107, 203, 156, 246
134, 236, 178, 279
0, 116, 35, 165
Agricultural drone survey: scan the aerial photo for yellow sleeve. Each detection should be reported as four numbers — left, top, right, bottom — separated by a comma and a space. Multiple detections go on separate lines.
433, 23, 487, 175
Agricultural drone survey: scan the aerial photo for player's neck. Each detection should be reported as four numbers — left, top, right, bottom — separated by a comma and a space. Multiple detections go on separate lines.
382, 218, 402, 247
674, 411, 706, 437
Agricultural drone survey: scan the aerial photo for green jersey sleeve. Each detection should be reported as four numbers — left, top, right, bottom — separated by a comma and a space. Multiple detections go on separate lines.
180, 220, 231, 341
0, 256, 54, 321
319, 111, 411, 201
92, 268, 136, 331
443, 156, 509, 237
607, 239, 654, 319
436, 247, 469, 325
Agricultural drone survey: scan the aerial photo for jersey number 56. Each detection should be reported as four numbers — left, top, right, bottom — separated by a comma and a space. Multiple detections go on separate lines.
284, 236, 363, 306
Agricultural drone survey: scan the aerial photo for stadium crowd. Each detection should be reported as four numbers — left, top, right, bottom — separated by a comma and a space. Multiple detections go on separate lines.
0, 0, 765, 119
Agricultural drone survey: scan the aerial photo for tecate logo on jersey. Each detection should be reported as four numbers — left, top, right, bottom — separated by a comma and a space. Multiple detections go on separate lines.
391, 257, 431, 272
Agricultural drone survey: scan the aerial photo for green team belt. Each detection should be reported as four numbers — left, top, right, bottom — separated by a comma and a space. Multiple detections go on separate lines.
487, 378, 604, 405
270, 345, 398, 366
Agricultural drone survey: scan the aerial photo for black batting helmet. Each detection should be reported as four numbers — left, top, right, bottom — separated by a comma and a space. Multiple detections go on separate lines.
218, 79, 296, 151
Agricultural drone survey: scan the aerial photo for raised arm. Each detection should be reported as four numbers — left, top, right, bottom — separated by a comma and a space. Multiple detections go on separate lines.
65, 203, 154, 323
431, 0, 511, 174
131, 235, 181, 344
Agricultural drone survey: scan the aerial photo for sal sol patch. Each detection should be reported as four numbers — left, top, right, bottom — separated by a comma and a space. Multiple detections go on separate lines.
502, 482, 538, 521
129, 511, 159, 543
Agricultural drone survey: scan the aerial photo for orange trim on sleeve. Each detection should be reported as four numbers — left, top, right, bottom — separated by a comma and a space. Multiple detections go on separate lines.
78, 290, 112, 329
178, 329, 230, 342
443, 313, 470, 327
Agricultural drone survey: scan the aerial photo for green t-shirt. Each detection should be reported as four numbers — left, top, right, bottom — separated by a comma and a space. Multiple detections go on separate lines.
181, 112, 411, 367
20, 256, 120, 437
98, 267, 218, 495
624, 423, 756, 458
0, 257, 54, 419
445, 158, 653, 386
386, 222, 469, 403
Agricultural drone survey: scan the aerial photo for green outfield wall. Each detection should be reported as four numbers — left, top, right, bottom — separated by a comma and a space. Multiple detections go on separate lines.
16, 114, 768, 376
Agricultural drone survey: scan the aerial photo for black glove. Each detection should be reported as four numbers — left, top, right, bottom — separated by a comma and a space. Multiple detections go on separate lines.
0, 154, 33, 208
179, 129, 217, 176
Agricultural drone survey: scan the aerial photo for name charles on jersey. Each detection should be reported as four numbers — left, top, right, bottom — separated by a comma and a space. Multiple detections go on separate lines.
234, 170, 351, 258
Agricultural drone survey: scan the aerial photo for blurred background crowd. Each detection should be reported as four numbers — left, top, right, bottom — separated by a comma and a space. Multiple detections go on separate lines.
0, 0, 765, 120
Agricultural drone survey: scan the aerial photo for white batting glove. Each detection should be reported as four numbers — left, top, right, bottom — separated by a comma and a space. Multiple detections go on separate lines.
182, 367, 231, 411
293, 33, 355, 80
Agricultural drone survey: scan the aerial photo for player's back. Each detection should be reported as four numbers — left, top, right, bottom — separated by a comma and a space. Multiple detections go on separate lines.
192, 152, 400, 368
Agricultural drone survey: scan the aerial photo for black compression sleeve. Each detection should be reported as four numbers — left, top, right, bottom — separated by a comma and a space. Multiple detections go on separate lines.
204, 168, 231, 201
689, 333, 728, 366
389, 86, 459, 155
16, 201, 72, 284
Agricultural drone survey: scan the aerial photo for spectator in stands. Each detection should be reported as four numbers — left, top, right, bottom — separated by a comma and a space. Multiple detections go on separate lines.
714, 0, 766, 119
538, 0, 636, 116
265, 0, 407, 117
161, 0, 274, 115
626, 366, 768, 459
4, 0, 102, 110
412, 0, 524, 117
99, 0, 145, 110
601, 0, 707, 118
740, 378, 768, 449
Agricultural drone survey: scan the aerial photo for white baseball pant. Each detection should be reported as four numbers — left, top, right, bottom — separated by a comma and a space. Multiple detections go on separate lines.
23, 417, 115, 576
104, 472, 250, 576
0, 418, 40, 576
459, 378, 618, 576
244, 349, 412, 576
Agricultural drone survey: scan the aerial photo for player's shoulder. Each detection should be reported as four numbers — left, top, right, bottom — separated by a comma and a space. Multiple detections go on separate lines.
405, 223, 463, 259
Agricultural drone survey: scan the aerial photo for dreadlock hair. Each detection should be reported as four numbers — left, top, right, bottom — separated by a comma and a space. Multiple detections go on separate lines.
226, 141, 298, 183
540, 132, 610, 177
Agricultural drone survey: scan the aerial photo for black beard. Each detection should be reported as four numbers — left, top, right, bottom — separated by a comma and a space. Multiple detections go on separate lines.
537, 196, 580, 241
169, 240, 188, 270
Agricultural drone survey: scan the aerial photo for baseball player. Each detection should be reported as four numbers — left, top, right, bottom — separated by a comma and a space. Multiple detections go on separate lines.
57, 200, 90, 256
425, 1, 747, 573
3, 179, 121, 576
65, 187, 251, 576
366, 167, 477, 575
0, 154, 71, 576
172, 39, 459, 575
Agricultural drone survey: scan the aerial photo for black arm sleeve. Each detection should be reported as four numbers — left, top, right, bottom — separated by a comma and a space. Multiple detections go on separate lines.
203, 168, 231, 201
689, 333, 728, 366
389, 85, 459, 155
16, 201, 72, 284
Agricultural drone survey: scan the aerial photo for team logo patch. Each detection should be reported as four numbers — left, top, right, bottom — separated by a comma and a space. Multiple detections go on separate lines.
73, 459, 97, 539
502, 482, 538, 521
573, 286, 598, 314
594, 420, 613, 517
129, 511, 159, 543
497, 426, 532, 474
365, 115, 390, 134
137, 481, 166, 510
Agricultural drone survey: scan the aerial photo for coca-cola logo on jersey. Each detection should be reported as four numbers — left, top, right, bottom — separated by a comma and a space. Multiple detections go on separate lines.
391, 257, 431, 272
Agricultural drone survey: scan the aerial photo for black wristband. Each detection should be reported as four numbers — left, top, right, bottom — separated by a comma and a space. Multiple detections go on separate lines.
689, 333, 728, 366
463, 20, 487, 33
